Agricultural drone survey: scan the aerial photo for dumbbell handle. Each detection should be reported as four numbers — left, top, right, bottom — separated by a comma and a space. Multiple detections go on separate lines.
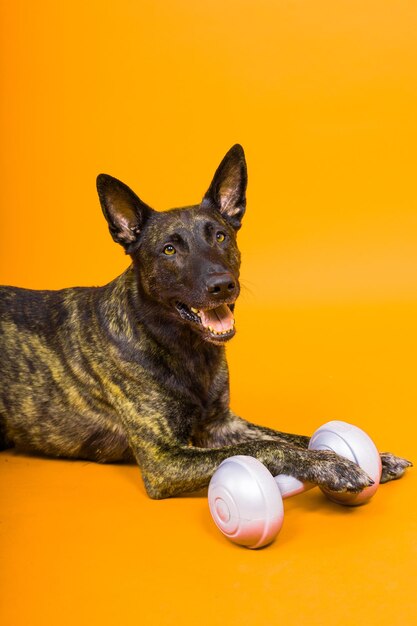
274, 474, 314, 498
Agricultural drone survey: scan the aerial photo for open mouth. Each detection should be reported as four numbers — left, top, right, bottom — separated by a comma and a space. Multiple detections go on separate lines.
175, 302, 236, 340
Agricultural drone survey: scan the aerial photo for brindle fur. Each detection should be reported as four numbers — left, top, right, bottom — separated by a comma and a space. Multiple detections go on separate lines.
0, 145, 411, 498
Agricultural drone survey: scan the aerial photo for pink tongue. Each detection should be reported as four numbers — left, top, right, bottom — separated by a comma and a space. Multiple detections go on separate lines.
200, 304, 234, 333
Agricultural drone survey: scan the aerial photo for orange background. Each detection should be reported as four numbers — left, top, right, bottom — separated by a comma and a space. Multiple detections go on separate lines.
1, 1, 416, 625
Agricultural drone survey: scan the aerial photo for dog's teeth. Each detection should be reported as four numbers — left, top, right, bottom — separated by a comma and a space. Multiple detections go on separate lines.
191, 307, 199, 314
206, 326, 235, 336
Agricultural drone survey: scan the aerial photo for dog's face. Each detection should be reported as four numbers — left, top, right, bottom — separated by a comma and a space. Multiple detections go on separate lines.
133, 206, 241, 344
97, 145, 247, 344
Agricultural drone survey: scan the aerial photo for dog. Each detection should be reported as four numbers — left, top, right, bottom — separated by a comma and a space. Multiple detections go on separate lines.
0, 145, 411, 498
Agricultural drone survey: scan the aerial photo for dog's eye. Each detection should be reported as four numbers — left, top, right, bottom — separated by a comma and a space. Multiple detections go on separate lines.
216, 231, 226, 243
163, 244, 176, 255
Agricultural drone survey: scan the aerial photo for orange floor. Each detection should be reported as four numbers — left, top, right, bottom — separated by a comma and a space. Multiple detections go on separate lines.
0, 439, 415, 626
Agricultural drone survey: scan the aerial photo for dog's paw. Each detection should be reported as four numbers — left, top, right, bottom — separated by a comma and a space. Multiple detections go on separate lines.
379, 452, 412, 483
309, 451, 374, 493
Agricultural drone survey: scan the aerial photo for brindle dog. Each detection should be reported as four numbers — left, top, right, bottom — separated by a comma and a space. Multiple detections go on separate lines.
0, 145, 411, 498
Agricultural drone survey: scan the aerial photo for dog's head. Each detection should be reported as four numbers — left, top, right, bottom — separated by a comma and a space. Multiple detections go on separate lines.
96, 145, 247, 345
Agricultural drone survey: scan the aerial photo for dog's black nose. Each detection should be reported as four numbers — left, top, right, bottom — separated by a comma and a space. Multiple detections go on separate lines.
206, 273, 236, 299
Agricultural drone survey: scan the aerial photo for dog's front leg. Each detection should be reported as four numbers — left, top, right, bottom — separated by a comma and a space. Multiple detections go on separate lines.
194, 411, 412, 485
193, 411, 310, 449
139, 439, 379, 499
116, 405, 374, 499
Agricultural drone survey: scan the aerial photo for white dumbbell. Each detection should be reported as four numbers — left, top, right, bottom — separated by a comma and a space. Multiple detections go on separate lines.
208, 420, 382, 549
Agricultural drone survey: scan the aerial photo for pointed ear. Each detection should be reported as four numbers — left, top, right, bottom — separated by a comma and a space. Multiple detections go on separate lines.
201, 144, 247, 230
96, 174, 153, 254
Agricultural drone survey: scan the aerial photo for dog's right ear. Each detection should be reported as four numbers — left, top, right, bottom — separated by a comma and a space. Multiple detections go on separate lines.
96, 174, 154, 254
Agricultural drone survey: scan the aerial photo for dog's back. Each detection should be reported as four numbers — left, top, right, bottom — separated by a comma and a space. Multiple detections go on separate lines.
0, 279, 135, 460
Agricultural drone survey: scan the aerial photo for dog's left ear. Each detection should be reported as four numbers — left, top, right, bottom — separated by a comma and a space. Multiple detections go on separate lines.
202, 144, 247, 230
